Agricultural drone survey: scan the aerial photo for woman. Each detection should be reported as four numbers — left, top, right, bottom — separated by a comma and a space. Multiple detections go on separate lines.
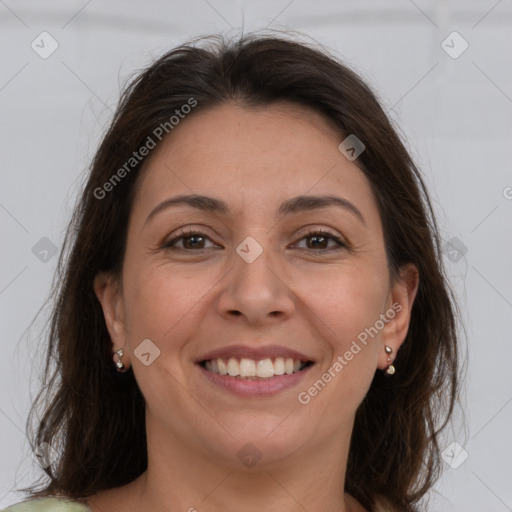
4, 32, 460, 512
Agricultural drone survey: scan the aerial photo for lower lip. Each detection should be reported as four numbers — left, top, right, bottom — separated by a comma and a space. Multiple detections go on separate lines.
197, 363, 313, 398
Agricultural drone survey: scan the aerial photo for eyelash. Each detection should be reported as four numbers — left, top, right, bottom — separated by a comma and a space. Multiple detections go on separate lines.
162, 227, 347, 252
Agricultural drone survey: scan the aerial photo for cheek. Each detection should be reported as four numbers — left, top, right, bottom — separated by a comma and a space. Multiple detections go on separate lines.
298, 261, 389, 346
121, 262, 202, 351
294, 260, 388, 406
120, 264, 208, 409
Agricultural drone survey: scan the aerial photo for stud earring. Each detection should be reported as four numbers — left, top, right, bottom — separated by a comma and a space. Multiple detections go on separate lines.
113, 348, 128, 373
384, 345, 395, 375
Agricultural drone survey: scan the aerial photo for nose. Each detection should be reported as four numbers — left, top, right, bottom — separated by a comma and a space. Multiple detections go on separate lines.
216, 242, 295, 325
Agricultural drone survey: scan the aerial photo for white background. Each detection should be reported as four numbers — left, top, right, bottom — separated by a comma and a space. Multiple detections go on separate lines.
1, 1, 511, 510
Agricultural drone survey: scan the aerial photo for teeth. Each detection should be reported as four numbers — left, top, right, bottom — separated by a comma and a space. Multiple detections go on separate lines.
240, 358, 256, 377
256, 359, 274, 378
274, 357, 285, 375
218, 359, 228, 375
203, 357, 308, 378
227, 357, 240, 376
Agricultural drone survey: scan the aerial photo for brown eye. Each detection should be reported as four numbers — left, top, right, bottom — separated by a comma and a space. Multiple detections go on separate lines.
163, 230, 218, 251
162, 229, 346, 252
294, 230, 346, 251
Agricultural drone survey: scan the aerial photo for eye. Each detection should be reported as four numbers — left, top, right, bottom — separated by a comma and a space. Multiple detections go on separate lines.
293, 229, 347, 251
162, 228, 347, 252
162, 228, 219, 251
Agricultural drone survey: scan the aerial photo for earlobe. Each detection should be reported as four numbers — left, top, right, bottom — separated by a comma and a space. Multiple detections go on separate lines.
379, 264, 420, 370
93, 272, 128, 350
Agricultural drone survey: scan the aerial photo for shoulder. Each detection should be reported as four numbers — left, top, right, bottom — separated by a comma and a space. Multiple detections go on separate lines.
1, 497, 90, 512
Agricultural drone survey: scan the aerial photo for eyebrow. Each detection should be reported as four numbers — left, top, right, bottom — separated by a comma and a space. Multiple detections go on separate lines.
144, 193, 366, 226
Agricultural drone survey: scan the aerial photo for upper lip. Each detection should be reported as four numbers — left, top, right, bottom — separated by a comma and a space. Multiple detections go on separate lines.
196, 344, 315, 363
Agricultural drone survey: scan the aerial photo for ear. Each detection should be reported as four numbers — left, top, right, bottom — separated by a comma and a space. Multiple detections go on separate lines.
93, 272, 130, 369
378, 263, 419, 370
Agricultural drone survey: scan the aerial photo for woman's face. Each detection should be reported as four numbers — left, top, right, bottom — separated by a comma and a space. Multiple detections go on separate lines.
96, 102, 417, 468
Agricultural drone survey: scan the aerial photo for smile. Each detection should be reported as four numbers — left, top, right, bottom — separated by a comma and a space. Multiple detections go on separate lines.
197, 359, 314, 398
201, 357, 312, 379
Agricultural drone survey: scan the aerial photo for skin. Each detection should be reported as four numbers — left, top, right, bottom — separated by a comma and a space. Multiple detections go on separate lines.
91, 102, 419, 512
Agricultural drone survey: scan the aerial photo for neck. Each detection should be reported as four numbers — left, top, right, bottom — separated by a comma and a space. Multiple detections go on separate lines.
128, 415, 363, 512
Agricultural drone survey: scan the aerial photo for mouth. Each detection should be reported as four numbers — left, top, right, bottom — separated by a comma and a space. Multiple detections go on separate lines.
195, 345, 315, 398
199, 357, 314, 379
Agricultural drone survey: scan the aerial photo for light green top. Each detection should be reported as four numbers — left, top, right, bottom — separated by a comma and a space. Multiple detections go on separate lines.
1, 495, 394, 511
1, 497, 91, 512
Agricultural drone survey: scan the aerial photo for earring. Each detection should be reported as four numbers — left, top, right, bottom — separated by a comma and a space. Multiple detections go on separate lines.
384, 345, 395, 375
113, 348, 128, 373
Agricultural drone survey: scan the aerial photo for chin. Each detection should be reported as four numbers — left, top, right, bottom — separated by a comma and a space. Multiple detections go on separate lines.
199, 410, 316, 467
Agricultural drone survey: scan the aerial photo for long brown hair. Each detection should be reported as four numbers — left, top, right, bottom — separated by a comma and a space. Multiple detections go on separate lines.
19, 32, 461, 511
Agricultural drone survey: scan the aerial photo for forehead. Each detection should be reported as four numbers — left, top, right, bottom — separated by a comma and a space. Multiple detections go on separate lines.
132, 102, 378, 224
